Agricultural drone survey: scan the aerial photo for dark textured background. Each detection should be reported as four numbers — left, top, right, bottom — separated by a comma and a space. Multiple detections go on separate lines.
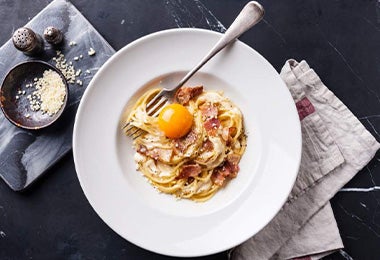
0, 0, 379, 259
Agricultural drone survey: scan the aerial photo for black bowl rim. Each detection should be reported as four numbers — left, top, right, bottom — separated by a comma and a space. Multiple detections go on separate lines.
0, 60, 69, 130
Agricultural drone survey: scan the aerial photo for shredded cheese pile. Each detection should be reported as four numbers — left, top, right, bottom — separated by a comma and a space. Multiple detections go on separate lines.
30, 70, 66, 116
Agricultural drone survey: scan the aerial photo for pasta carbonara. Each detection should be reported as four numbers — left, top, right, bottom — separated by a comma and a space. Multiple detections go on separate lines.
125, 86, 246, 202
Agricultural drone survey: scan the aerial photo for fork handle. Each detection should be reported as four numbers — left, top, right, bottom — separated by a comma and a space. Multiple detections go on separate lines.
174, 1, 265, 90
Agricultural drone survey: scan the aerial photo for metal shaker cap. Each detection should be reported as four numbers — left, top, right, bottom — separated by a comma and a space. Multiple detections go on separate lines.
12, 27, 44, 56
44, 26, 63, 45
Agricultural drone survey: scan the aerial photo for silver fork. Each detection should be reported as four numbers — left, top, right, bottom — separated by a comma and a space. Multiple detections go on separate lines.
124, 1, 265, 139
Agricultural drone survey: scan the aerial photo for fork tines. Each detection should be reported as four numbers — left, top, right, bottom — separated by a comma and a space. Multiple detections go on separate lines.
123, 122, 144, 140
146, 94, 169, 117
123, 91, 169, 139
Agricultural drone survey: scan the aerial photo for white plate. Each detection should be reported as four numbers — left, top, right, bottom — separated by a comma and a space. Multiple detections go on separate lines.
73, 28, 301, 257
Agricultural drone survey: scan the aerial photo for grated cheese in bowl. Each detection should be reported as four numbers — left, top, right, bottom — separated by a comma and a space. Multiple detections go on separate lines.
0, 60, 70, 130
32, 70, 66, 116
30, 69, 67, 116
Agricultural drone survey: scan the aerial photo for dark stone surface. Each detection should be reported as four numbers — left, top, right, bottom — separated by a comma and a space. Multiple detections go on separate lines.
0, 0, 379, 259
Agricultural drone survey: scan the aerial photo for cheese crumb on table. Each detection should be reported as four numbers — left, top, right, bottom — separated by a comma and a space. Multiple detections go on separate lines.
53, 51, 76, 84
76, 79, 83, 86
88, 48, 96, 56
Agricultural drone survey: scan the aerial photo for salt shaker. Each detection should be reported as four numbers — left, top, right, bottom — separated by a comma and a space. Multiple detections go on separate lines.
12, 27, 44, 56
43, 26, 63, 45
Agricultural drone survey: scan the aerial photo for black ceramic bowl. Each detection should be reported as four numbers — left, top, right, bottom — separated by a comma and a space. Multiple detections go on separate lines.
0, 61, 68, 130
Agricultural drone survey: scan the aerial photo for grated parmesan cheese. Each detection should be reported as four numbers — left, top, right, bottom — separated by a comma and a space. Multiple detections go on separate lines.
30, 70, 66, 116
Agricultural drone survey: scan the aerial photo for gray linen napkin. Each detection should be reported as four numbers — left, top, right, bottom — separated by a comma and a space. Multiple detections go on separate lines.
231, 60, 380, 260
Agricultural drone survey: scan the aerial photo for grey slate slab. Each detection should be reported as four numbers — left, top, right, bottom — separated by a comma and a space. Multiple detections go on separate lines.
0, 0, 115, 190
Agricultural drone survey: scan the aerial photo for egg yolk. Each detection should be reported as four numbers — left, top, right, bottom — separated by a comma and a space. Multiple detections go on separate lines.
158, 103, 193, 139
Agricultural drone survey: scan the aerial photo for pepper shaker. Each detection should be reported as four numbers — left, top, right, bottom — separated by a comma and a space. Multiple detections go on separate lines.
43, 26, 63, 45
12, 27, 44, 56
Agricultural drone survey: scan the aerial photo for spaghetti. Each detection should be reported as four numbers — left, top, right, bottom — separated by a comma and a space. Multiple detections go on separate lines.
125, 86, 247, 202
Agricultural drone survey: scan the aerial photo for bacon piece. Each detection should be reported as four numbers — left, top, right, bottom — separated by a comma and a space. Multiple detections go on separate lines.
199, 102, 218, 120
137, 144, 173, 162
200, 102, 220, 135
202, 139, 214, 152
211, 171, 226, 186
211, 165, 232, 186
204, 117, 220, 136
177, 164, 202, 179
137, 144, 147, 154
175, 86, 204, 105
226, 154, 240, 177
211, 154, 241, 185
174, 130, 197, 154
